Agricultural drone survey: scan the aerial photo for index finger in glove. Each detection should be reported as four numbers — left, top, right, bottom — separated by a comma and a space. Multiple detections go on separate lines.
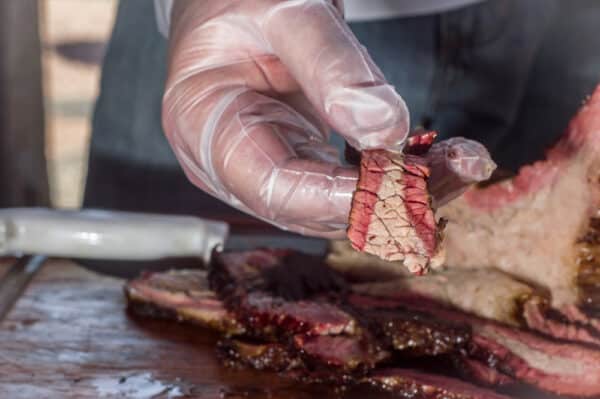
261, 1, 410, 150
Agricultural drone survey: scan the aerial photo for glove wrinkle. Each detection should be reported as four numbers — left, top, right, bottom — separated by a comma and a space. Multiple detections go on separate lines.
163, 0, 413, 236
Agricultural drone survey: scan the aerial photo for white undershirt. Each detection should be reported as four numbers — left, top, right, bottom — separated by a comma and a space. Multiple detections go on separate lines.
154, 0, 484, 37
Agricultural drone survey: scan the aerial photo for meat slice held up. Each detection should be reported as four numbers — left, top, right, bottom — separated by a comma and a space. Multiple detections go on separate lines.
348, 149, 441, 274
347, 132, 495, 274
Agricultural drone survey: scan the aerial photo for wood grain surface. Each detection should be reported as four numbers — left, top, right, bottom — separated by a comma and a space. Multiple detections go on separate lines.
0, 260, 564, 399
0, 260, 351, 399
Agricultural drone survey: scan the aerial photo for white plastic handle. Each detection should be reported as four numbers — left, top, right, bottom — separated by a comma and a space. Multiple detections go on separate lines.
0, 208, 228, 264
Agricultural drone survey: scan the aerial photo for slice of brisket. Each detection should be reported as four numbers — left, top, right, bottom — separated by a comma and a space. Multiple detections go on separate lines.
522, 296, 600, 346
347, 149, 443, 274
440, 85, 600, 314
233, 291, 357, 337
352, 267, 600, 346
356, 306, 470, 357
217, 339, 304, 372
346, 132, 495, 274
363, 368, 512, 399
348, 293, 600, 397
353, 269, 535, 328
292, 334, 387, 371
218, 340, 512, 399
125, 269, 244, 335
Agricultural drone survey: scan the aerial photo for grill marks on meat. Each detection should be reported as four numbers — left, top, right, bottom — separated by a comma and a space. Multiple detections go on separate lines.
348, 150, 442, 274
440, 85, 600, 310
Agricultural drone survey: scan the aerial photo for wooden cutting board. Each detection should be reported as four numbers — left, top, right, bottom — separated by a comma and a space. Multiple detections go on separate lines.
0, 260, 560, 399
0, 260, 356, 399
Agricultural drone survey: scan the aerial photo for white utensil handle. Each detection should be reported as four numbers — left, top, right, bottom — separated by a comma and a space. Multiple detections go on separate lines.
0, 208, 228, 263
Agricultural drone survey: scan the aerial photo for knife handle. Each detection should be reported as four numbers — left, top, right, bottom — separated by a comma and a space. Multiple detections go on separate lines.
0, 208, 228, 264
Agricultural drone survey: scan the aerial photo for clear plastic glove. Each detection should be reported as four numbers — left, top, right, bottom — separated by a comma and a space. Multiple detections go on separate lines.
162, 0, 410, 238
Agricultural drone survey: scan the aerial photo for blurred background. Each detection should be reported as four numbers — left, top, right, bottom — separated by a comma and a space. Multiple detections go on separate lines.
43, 0, 117, 208
0, 0, 116, 210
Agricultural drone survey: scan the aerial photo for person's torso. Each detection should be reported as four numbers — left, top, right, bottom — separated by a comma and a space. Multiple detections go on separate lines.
344, 0, 485, 21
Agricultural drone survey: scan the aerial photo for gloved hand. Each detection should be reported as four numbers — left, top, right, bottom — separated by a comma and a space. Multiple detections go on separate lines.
162, 1, 495, 238
162, 0, 410, 238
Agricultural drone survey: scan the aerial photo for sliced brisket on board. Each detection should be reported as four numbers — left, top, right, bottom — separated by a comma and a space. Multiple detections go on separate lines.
353, 269, 534, 328
352, 268, 600, 347
208, 250, 358, 338
125, 269, 244, 335
218, 340, 512, 399
208, 249, 469, 362
440, 85, 600, 312
126, 249, 600, 397
349, 294, 600, 397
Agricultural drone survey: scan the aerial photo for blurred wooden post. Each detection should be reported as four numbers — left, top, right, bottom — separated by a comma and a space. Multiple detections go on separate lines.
0, 0, 50, 207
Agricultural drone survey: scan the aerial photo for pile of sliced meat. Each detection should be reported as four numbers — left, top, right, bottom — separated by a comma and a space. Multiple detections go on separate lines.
126, 86, 600, 397
126, 248, 600, 398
